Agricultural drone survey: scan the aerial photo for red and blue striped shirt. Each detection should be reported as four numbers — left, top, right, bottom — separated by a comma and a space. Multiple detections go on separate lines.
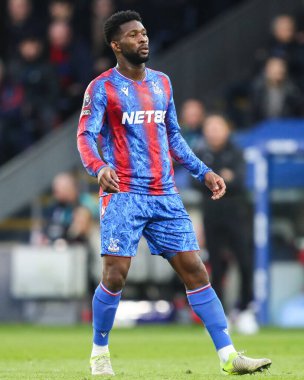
77, 67, 211, 195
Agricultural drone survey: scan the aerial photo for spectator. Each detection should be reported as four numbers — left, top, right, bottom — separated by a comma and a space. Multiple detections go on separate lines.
179, 98, 205, 149
250, 56, 303, 122
48, 0, 87, 39
194, 114, 258, 333
0, 59, 26, 164
10, 35, 59, 141
39, 172, 97, 244
173, 99, 206, 189
256, 15, 304, 85
4, 0, 45, 60
47, 20, 93, 119
90, 0, 117, 75
49, 0, 74, 23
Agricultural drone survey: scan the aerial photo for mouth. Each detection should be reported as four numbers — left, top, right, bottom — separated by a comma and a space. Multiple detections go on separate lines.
139, 46, 149, 54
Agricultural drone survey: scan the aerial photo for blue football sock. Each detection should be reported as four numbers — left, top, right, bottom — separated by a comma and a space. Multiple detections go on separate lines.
187, 284, 232, 351
92, 282, 122, 346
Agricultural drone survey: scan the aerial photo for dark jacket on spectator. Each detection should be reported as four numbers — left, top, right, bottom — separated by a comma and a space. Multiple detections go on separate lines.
250, 75, 303, 122
194, 138, 246, 201
10, 56, 59, 137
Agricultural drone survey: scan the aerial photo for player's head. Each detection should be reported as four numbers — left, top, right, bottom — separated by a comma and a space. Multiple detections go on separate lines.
104, 10, 149, 64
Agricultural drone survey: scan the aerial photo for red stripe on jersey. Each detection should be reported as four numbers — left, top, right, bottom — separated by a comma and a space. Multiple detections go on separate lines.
139, 82, 164, 194
104, 81, 131, 192
160, 75, 175, 180
160, 75, 170, 105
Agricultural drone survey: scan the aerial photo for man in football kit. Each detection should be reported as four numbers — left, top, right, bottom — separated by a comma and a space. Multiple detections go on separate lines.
77, 10, 271, 376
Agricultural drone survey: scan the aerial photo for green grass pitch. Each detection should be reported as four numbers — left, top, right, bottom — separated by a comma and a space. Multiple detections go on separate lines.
0, 324, 303, 379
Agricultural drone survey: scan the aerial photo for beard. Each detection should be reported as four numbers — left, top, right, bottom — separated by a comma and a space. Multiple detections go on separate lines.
122, 49, 149, 65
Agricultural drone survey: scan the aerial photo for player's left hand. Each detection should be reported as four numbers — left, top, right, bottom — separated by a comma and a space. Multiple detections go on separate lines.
204, 171, 226, 200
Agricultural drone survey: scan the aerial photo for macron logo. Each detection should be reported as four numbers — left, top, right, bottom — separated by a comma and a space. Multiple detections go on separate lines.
122, 110, 166, 125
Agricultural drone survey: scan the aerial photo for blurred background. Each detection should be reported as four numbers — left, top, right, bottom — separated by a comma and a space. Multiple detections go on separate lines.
0, 0, 303, 333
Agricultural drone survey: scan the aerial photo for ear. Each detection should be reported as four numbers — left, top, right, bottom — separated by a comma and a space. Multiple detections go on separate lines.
111, 40, 121, 53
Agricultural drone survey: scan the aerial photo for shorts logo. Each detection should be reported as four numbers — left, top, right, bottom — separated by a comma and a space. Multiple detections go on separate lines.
108, 238, 119, 252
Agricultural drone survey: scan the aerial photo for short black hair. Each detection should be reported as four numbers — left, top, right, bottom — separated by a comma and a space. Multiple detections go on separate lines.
104, 10, 142, 46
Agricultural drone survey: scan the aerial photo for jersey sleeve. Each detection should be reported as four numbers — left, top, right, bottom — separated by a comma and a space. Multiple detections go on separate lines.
77, 79, 108, 177
165, 79, 212, 182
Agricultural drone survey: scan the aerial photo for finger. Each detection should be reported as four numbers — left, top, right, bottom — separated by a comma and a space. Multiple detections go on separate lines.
108, 178, 120, 189
211, 187, 226, 200
101, 177, 120, 191
104, 172, 120, 190
213, 189, 226, 199
211, 178, 226, 200
217, 177, 226, 191
110, 170, 120, 183
208, 176, 219, 191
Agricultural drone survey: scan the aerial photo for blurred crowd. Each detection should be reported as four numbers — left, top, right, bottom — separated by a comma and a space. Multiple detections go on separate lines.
2, 1, 303, 165
0, 0, 244, 165
226, 14, 304, 128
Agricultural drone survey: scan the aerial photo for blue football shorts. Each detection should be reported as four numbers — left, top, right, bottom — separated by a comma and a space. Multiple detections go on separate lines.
100, 193, 199, 260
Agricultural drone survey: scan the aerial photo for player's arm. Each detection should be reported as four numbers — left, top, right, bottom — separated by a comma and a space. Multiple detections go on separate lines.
164, 79, 225, 200
77, 81, 120, 193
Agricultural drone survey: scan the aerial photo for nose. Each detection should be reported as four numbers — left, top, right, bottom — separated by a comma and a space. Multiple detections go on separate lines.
139, 33, 148, 43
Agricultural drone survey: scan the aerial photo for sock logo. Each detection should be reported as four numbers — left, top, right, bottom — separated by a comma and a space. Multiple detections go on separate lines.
100, 332, 108, 338
223, 328, 229, 335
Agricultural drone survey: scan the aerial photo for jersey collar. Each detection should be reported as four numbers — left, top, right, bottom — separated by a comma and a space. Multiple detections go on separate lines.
113, 67, 150, 83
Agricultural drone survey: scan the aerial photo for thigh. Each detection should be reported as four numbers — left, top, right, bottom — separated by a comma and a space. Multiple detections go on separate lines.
100, 193, 148, 257
143, 194, 199, 259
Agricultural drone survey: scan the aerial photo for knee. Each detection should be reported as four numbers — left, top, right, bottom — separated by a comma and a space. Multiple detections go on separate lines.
188, 257, 208, 277
183, 259, 210, 288
102, 267, 127, 292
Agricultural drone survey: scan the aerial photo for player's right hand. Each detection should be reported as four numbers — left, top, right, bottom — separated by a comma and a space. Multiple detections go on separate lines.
98, 166, 120, 193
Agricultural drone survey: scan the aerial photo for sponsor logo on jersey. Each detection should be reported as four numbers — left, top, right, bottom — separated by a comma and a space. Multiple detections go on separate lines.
108, 238, 119, 252
122, 110, 166, 125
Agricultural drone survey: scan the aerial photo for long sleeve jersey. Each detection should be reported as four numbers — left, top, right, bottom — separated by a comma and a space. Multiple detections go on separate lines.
77, 67, 211, 195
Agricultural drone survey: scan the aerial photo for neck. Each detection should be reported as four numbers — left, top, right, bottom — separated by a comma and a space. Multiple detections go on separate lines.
116, 61, 146, 81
